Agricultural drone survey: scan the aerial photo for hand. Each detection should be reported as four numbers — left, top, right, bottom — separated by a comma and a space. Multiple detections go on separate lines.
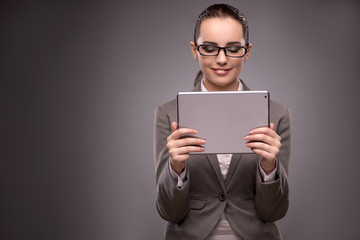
245, 123, 281, 174
167, 122, 206, 175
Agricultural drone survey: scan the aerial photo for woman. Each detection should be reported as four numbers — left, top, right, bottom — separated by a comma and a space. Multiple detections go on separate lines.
154, 4, 291, 240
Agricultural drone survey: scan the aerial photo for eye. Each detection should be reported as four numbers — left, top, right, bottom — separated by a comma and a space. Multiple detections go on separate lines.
201, 45, 218, 53
226, 46, 242, 53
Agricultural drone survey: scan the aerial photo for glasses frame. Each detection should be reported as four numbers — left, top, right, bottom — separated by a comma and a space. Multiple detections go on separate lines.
196, 44, 248, 58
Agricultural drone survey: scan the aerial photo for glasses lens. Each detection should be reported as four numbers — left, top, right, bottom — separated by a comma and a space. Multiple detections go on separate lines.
226, 46, 246, 57
199, 45, 219, 56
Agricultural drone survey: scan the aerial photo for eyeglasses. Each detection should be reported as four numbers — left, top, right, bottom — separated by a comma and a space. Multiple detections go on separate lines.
196, 44, 248, 58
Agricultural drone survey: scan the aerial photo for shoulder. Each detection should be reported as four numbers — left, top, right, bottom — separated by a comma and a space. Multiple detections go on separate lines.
155, 99, 177, 124
270, 100, 291, 119
156, 83, 200, 115
155, 98, 176, 118
156, 98, 176, 113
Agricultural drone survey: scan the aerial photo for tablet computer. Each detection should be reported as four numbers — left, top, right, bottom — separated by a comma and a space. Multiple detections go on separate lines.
176, 91, 269, 154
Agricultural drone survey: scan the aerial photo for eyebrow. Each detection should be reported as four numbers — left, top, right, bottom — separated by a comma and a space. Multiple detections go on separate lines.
202, 41, 243, 45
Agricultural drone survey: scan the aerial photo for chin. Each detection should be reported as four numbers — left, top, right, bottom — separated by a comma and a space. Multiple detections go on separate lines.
212, 78, 237, 87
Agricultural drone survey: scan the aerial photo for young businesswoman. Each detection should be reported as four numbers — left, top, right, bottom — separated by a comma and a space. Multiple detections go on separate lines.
154, 4, 291, 240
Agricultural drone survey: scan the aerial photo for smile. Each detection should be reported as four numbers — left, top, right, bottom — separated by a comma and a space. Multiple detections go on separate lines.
212, 68, 231, 75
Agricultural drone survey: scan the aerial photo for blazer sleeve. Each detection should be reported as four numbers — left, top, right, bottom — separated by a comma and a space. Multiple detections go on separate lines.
255, 106, 292, 222
153, 104, 190, 223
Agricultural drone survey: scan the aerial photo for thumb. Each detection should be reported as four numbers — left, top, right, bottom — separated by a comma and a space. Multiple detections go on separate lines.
270, 123, 275, 130
171, 122, 178, 132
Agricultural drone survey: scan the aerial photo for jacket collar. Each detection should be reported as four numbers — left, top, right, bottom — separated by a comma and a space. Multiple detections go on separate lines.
191, 79, 251, 92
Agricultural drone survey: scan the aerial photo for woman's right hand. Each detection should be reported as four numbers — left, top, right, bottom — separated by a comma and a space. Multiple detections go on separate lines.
167, 122, 206, 175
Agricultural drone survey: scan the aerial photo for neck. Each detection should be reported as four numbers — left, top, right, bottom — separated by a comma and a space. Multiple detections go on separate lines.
203, 79, 239, 91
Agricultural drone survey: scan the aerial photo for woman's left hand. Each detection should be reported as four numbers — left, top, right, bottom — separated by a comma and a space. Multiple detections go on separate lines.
245, 123, 281, 174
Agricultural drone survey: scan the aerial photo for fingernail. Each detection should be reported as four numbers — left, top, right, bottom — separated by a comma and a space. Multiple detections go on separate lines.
244, 136, 250, 140
201, 139, 206, 144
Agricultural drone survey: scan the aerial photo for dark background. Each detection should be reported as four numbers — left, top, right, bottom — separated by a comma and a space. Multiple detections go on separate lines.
1, 0, 360, 239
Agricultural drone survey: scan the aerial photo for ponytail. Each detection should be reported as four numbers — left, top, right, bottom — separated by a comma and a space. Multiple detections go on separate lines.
194, 70, 203, 87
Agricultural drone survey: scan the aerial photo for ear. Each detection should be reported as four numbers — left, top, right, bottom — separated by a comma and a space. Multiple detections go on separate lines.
190, 41, 199, 61
244, 43, 252, 62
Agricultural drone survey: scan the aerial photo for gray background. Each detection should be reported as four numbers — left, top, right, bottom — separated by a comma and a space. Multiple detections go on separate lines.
1, 0, 360, 239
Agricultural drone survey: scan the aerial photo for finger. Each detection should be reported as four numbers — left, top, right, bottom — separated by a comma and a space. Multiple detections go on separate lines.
171, 154, 190, 162
175, 145, 205, 155
270, 122, 275, 130
246, 141, 274, 153
168, 137, 206, 149
245, 134, 280, 148
251, 148, 276, 161
169, 146, 205, 160
168, 127, 198, 141
249, 126, 276, 136
246, 141, 280, 158
249, 126, 280, 140
246, 139, 280, 161
246, 142, 280, 159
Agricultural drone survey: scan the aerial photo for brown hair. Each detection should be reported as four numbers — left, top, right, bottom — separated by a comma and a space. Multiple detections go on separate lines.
193, 4, 250, 87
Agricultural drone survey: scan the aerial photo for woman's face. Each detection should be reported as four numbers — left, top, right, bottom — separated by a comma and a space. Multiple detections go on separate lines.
191, 17, 252, 91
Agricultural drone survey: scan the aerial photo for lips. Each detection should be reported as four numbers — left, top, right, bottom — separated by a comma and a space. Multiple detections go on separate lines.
212, 68, 231, 76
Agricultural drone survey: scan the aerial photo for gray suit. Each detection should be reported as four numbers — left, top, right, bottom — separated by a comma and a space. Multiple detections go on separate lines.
154, 81, 291, 240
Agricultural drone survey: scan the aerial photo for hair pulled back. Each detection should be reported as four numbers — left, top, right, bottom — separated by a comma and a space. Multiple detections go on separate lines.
193, 4, 249, 87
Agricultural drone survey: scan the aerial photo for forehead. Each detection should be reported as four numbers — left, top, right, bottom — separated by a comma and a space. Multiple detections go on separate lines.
198, 17, 245, 44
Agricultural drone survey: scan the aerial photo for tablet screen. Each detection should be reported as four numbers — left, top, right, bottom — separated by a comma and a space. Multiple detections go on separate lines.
177, 91, 269, 154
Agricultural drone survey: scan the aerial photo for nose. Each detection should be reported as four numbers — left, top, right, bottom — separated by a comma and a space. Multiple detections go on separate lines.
215, 48, 228, 65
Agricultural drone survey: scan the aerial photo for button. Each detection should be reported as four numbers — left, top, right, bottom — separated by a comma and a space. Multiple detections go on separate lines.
218, 193, 226, 201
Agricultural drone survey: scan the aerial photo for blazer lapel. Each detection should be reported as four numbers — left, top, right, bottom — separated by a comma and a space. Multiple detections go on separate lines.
191, 82, 202, 92
206, 154, 226, 190
224, 154, 242, 187
240, 79, 251, 91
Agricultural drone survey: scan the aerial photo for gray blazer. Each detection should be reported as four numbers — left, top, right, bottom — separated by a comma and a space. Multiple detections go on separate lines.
154, 81, 291, 240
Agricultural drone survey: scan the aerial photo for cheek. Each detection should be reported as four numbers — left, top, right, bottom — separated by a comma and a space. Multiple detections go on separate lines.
198, 58, 209, 70
233, 60, 244, 72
